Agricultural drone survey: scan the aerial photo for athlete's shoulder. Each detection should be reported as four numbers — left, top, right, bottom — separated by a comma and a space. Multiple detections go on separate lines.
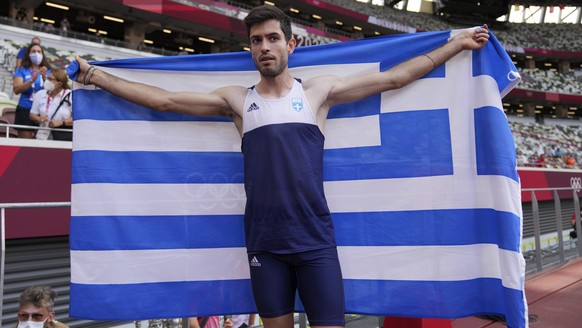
302, 75, 337, 92
213, 85, 248, 102
213, 85, 248, 117
214, 84, 247, 93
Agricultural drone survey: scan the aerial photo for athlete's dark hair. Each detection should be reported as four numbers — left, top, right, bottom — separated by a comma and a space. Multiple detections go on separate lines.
243, 5, 292, 42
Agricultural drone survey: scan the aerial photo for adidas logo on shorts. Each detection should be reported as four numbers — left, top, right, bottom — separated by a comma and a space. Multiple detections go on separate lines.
250, 256, 261, 267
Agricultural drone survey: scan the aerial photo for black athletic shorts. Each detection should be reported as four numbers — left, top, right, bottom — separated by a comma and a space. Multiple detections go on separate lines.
248, 247, 345, 326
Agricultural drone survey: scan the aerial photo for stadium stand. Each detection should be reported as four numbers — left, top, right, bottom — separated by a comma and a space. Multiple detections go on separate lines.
519, 68, 582, 95
326, 0, 453, 31
496, 22, 582, 52
509, 118, 581, 169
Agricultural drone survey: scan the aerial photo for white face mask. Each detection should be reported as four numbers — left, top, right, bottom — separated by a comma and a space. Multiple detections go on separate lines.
30, 53, 43, 65
18, 317, 48, 328
44, 80, 55, 92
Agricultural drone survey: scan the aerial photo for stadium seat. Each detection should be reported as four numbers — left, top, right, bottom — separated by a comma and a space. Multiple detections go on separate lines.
0, 99, 18, 116
2, 107, 15, 123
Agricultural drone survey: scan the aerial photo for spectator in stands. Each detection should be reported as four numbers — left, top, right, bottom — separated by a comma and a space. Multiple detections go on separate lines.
72, 5, 489, 328
554, 147, 564, 159
535, 154, 547, 167
15, 36, 41, 69
227, 314, 256, 328
43, 23, 56, 34
29, 69, 72, 140
13, 42, 51, 138
189, 316, 221, 328
15, 7, 28, 23
516, 149, 528, 166
544, 146, 553, 158
59, 17, 70, 37
16, 286, 69, 328
564, 153, 576, 167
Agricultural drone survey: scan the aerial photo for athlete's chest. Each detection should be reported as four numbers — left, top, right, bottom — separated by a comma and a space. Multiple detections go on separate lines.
242, 84, 316, 134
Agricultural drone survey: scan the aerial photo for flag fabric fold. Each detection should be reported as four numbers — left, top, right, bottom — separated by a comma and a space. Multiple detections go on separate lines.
70, 29, 527, 327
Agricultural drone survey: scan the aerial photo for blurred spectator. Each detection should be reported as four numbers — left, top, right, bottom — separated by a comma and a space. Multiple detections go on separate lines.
32, 21, 47, 32
59, 17, 70, 37
535, 154, 547, 167
12, 42, 51, 138
16, 286, 69, 328
43, 23, 56, 34
564, 154, 576, 167
29, 69, 72, 141
544, 146, 553, 158
554, 147, 563, 158
228, 314, 256, 328
15, 36, 41, 69
15, 7, 28, 23
189, 317, 220, 328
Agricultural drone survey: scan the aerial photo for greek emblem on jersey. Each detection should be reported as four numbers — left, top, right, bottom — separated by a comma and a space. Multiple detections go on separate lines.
291, 97, 303, 112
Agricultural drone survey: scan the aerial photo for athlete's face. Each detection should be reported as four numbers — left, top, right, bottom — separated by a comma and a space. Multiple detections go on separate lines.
249, 19, 296, 77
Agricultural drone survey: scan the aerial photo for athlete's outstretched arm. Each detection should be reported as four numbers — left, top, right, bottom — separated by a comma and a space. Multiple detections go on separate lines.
321, 26, 490, 108
74, 56, 236, 118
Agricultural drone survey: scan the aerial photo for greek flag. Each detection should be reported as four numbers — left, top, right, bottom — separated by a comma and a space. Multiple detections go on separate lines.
70, 29, 526, 327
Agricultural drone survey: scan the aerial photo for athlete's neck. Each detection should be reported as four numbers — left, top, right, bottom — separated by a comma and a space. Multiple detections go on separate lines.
256, 74, 294, 99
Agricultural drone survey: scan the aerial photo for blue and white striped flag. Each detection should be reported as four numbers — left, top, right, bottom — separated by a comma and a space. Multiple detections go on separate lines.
70, 29, 526, 327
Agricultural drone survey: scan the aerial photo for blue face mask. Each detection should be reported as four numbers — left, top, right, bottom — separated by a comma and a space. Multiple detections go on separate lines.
30, 53, 43, 65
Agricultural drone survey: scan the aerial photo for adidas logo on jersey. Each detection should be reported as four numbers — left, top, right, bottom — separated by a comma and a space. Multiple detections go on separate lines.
250, 256, 261, 267
247, 102, 259, 112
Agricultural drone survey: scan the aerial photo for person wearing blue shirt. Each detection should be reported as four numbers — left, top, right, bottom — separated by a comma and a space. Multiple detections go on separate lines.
13, 42, 51, 138
15, 37, 41, 70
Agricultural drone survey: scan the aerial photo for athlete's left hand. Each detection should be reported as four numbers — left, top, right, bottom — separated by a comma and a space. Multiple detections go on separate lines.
458, 25, 490, 50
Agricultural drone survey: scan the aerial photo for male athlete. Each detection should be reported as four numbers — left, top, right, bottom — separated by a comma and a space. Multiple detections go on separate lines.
74, 5, 489, 328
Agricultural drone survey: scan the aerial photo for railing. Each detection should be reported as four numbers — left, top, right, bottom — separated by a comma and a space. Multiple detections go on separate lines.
523, 187, 581, 274
0, 122, 72, 139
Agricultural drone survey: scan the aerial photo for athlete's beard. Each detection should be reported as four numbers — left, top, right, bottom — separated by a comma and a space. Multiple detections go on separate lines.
255, 57, 287, 77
